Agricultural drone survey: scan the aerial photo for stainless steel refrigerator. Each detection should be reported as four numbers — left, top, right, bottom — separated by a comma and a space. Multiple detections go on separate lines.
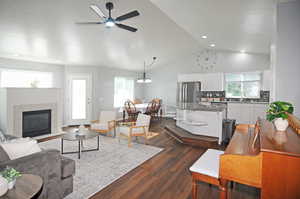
177, 81, 201, 103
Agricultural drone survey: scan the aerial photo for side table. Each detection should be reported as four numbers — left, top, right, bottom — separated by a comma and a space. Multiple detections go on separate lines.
0, 174, 43, 199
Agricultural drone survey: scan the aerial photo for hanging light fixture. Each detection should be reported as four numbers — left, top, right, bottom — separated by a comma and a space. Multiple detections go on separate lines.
137, 57, 156, 83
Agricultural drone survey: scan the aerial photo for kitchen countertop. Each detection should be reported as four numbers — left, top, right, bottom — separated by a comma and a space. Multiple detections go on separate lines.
212, 101, 269, 104
177, 103, 226, 112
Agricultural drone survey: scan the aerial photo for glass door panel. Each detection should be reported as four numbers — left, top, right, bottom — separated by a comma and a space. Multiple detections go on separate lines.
72, 79, 87, 120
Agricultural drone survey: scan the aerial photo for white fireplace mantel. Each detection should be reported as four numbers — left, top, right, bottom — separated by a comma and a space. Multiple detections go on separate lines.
0, 88, 63, 137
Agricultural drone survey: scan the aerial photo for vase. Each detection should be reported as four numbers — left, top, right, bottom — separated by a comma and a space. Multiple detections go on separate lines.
274, 118, 289, 131
7, 179, 16, 190
0, 176, 8, 196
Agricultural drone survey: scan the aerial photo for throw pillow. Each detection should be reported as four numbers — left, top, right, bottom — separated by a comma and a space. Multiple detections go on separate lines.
0, 138, 42, 160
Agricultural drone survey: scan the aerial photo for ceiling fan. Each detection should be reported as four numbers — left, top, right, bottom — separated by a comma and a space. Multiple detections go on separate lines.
76, 2, 140, 32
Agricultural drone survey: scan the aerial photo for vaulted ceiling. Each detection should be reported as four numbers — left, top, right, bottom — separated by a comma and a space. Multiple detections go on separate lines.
0, 0, 275, 70
150, 0, 275, 54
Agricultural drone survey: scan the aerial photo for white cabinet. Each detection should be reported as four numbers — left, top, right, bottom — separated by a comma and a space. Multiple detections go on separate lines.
178, 73, 223, 91
176, 109, 224, 144
227, 103, 268, 124
201, 73, 223, 91
262, 70, 272, 91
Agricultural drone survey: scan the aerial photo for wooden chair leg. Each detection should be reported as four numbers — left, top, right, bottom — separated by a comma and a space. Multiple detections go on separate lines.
219, 179, 228, 199
144, 135, 147, 145
128, 136, 132, 147
192, 178, 198, 199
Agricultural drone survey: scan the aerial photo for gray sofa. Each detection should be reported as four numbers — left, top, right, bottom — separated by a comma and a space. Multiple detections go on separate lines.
0, 135, 75, 199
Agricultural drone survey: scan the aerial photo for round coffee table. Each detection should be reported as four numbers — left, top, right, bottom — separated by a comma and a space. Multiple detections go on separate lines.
0, 174, 43, 199
61, 129, 100, 159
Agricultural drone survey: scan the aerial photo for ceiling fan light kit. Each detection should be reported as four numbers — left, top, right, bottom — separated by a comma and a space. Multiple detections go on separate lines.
76, 2, 140, 32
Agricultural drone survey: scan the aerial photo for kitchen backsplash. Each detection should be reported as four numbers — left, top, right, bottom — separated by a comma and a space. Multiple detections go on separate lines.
199, 90, 270, 103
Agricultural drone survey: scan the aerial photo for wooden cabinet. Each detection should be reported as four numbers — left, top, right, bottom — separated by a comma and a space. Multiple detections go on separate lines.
227, 103, 268, 124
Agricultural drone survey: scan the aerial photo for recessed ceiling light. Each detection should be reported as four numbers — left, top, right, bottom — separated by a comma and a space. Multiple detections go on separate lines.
240, 50, 246, 53
201, 35, 207, 39
210, 44, 215, 47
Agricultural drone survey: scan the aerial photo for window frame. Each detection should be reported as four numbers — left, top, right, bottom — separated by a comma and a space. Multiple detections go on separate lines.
113, 76, 135, 108
224, 72, 262, 99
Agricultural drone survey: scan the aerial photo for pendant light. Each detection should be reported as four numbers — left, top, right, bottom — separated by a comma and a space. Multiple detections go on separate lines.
137, 57, 156, 83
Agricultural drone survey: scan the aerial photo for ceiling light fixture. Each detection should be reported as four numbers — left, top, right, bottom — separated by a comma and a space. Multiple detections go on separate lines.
105, 18, 115, 27
137, 57, 157, 84
201, 35, 207, 39
240, 50, 246, 53
210, 44, 215, 47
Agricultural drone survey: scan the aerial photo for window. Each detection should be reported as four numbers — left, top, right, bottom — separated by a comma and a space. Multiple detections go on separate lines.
225, 72, 261, 98
114, 77, 134, 107
0, 69, 53, 88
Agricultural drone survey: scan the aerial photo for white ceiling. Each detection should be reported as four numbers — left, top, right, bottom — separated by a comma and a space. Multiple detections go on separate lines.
150, 0, 275, 54
0, 0, 199, 70
0, 0, 275, 70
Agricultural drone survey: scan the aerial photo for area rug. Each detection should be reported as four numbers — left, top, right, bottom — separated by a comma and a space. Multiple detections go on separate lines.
39, 135, 163, 199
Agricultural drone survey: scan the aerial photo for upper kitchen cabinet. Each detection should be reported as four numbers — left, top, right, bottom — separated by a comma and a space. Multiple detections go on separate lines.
178, 73, 223, 91
262, 70, 272, 91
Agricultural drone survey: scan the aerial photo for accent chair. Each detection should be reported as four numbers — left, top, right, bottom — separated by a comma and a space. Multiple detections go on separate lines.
118, 113, 151, 147
91, 110, 116, 137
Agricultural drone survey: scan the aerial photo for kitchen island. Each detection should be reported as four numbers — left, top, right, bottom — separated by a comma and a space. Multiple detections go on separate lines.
176, 103, 226, 144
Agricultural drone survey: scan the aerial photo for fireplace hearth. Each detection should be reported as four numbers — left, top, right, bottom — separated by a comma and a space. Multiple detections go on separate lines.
22, 109, 51, 137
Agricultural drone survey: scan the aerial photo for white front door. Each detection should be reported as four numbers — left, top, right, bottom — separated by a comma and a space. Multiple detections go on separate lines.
67, 74, 92, 125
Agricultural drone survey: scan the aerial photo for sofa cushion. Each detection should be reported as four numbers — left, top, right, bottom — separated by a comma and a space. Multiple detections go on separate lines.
91, 123, 109, 130
62, 176, 73, 197
0, 138, 42, 160
61, 156, 75, 178
0, 145, 10, 163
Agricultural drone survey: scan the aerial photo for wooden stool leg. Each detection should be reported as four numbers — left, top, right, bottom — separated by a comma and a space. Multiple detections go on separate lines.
219, 179, 228, 199
192, 178, 198, 199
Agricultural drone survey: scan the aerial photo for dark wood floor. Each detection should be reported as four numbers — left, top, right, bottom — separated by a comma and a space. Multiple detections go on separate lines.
90, 118, 260, 199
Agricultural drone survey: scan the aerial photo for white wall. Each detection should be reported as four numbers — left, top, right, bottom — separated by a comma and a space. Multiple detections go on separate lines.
0, 58, 64, 88
0, 57, 143, 126
275, 1, 300, 117
145, 50, 270, 106
64, 65, 143, 122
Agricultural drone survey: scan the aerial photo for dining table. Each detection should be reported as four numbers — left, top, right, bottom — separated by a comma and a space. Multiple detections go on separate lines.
119, 103, 149, 121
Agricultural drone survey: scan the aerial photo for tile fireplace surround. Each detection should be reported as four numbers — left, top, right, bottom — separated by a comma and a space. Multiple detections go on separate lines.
0, 88, 63, 138
13, 103, 58, 137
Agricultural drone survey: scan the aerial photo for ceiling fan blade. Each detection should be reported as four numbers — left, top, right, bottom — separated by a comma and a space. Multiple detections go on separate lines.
90, 4, 106, 19
75, 22, 103, 25
115, 23, 137, 32
115, 10, 140, 22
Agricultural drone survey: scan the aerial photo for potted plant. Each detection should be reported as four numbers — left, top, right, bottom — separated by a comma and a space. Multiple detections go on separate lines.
0, 167, 21, 189
266, 101, 294, 131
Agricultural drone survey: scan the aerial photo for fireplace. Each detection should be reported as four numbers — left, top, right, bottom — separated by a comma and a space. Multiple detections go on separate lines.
22, 109, 51, 137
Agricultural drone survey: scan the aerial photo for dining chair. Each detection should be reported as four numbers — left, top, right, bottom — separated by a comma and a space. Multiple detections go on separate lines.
118, 113, 151, 147
145, 99, 162, 120
90, 110, 116, 137
124, 100, 140, 121
144, 101, 156, 115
